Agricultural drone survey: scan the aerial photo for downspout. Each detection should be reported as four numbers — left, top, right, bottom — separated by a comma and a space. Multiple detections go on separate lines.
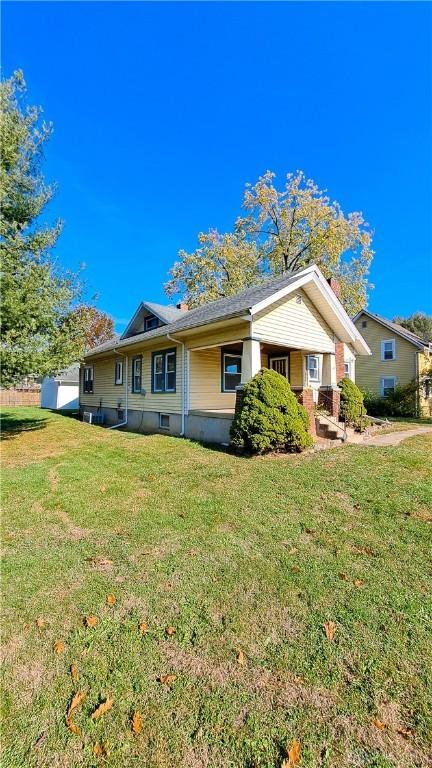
414, 350, 419, 418
108, 351, 128, 430
167, 334, 185, 436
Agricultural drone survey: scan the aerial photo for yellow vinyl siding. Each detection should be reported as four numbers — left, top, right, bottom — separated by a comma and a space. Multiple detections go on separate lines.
353, 315, 418, 395
189, 348, 236, 410
419, 351, 432, 416
252, 289, 334, 352
81, 341, 182, 414
289, 351, 304, 387
185, 322, 249, 351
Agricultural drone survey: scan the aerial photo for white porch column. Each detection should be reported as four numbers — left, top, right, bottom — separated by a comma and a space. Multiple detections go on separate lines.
321, 352, 337, 387
241, 338, 261, 384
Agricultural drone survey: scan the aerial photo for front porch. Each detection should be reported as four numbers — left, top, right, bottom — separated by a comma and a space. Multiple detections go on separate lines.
186, 338, 343, 443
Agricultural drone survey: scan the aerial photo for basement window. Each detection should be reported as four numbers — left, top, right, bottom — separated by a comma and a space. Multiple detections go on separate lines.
159, 413, 170, 430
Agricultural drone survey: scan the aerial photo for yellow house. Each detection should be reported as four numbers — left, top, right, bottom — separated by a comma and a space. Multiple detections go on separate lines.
353, 310, 432, 416
80, 264, 370, 443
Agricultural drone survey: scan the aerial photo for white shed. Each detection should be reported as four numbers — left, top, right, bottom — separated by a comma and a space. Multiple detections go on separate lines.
41, 364, 80, 411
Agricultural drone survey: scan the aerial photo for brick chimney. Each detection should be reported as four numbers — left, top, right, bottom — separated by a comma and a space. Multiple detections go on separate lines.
327, 277, 345, 382
176, 302, 189, 312
327, 277, 341, 300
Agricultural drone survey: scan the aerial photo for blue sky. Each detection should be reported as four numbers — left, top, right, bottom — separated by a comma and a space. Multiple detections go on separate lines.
3, 1, 432, 331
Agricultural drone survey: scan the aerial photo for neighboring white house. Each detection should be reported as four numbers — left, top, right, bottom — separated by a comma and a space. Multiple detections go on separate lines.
41, 364, 80, 410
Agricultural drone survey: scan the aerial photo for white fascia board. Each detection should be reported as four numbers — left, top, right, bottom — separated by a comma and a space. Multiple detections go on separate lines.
120, 302, 145, 340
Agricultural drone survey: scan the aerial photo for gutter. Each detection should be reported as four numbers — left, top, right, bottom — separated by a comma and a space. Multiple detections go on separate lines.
166, 333, 186, 436
108, 351, 128, 430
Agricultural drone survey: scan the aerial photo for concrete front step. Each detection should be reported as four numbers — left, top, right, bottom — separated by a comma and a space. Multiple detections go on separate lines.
315, 415, 346, 441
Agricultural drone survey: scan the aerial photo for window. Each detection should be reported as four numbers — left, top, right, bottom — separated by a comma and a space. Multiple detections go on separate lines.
114, 360, 123, 385
381, 339, 396, 361
362, 320, 367, 328
152, 349, 176, 393
306, 355, 320, 382
222, 353, 242, 392
144, 315, 158, 331
83, 366, 93, 393
344, 361, 352, 380
423, 378, 432, 399
159, 413, 170, 429
381, 377, 396, 397
132, 356, 142, 393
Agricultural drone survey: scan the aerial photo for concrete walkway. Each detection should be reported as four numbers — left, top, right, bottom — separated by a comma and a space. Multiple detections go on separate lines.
361, 426, 432, 447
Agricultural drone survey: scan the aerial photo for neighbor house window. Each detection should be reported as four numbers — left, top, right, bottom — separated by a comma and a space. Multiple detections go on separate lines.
152, 349, 176, 393
114, 360, 123, 385
132, 356, 142, 393
83, 366, 93, 393
381, 377, 396, 397
306, 355, 320, 382
144, 315, 158, 331
222, 353, 242, 392
381, 339, 396, 361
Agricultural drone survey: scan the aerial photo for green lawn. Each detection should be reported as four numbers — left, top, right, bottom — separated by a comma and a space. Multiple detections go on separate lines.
1, 408, 431, 768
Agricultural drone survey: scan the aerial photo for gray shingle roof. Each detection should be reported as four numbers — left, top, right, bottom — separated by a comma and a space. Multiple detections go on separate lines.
86, 271, 301, 357
143, 302, 187, 324
53, 363, 80, 382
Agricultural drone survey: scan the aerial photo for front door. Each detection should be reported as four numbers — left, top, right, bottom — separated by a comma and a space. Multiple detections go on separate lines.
270, 355, 289, 380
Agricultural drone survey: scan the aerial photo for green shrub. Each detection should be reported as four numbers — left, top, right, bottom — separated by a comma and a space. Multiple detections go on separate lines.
338, 377, 366, 425
363, 381, 417, 418
230, 368, 313, 454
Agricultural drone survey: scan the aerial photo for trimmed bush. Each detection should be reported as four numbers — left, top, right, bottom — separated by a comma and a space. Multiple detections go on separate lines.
230, 368, 313, 454
338, 377, 366, 425
363, 381, 417, 418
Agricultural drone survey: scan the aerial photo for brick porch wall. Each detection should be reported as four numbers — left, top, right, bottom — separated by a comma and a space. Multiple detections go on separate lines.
296, 388, 316, 437
335, 340, 345, 383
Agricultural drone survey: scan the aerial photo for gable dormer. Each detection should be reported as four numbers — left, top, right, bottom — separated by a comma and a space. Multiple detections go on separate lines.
121, 301, 188, 340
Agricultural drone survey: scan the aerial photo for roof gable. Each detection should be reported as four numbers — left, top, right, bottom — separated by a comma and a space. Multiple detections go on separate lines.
121, 302, 187, 339
353, 310, 427, 351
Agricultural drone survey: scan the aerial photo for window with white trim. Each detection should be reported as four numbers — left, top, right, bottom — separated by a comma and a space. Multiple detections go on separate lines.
83, 366, 93, 393
115, 360, 123, 385
381, 377, 396, 397
344, 361, 352, 380
222, 353, 242, 392
132, 356, 142, 393
381, 339, 396, 361
306, 355, 320, 382
152, 349, 176, 393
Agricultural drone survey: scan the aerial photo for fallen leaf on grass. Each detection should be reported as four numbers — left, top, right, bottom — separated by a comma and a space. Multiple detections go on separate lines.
165, 626, 176, 636
65, 715, 81, 736
287, 547, 298, 556
53, 640, 65, 654
139, 621, 148, 634
67, 691, 86, 716
85, 615, 98, 628
305, 528, 315, 535
158, 674, 177, 685
353, 579, 364, 588
132, 711, 143, 734
281, 738, 301, 767
34, 732, 47, 750
372, 719, 386, 730
291, 566, 301, 574
93, 742, 109, 757
70, 663, 78, 681
323, 621, 336, 642
397, 727, 413, 738
106, 594, 116, 605
350, 544, 375, 557
338, 572, 349, 581
91, 697, 114, 720
35, 617, 45, 630
236, 649, 245, 666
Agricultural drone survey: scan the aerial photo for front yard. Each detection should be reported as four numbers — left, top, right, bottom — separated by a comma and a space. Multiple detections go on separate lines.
1, 408, 431, 768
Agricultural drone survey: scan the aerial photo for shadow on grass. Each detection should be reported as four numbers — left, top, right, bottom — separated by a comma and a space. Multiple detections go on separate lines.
0, 411, 49, 440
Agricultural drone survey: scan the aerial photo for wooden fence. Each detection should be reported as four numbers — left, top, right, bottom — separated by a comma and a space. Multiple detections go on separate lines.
0, 389, 41, 407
